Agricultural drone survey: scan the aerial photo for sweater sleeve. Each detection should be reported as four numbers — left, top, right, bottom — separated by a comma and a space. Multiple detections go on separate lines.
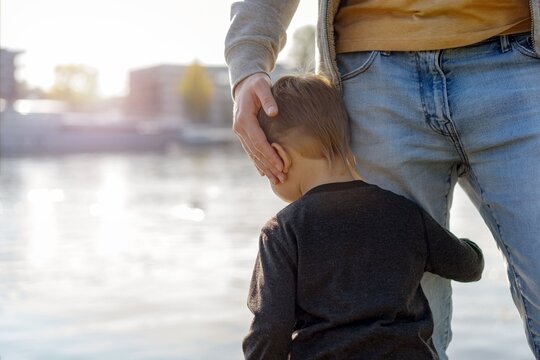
420, 209, 484, 282
243, 218, 297, 360
224, 0, 300, 95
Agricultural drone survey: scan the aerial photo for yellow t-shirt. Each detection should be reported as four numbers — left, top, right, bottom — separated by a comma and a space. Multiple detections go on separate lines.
335, 0, 531, 52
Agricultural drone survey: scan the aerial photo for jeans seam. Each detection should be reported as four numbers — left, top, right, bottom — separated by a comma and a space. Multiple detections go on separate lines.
415, 53, 432, 131
435, 50, 472, 176
467, 168, 540, 357
509, 267, 540, 357
436, 50, 453, 123
511, 34, 540, 59
415, 53, 449, 137
441, 165, 454, 228
443, 122, 471, 176
339, 51, 379, 81
440, 164, 455, 350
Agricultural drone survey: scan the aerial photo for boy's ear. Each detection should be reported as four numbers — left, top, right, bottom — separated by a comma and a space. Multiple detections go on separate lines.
271, 143, 292, 174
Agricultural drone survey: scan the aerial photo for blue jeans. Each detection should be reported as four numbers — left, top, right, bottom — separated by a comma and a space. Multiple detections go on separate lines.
337, 33, 540, 359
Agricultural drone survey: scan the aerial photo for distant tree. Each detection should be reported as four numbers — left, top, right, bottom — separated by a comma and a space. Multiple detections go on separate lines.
48, 64, 98, 111
178, 61, 214, 123
289, 25, 316, 71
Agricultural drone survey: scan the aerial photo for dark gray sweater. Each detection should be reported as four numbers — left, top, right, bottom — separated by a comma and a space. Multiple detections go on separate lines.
243, 180, 484, 360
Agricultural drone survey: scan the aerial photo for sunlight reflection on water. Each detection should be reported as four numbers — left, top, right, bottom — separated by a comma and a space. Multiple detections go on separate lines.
0, 148, 533, 360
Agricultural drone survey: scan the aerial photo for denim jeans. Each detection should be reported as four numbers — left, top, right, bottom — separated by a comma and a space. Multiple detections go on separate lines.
337, 33, 540, 359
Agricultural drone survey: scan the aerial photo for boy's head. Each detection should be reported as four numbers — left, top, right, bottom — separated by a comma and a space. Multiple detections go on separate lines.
257, 74, 357, 202
257, 74, 355, 168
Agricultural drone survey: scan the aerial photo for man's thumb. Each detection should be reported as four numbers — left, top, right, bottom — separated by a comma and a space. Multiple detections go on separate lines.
256, 86, 278, 117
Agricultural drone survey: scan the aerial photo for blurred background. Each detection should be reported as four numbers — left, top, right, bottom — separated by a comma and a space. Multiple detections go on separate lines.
0, 1, 533, 359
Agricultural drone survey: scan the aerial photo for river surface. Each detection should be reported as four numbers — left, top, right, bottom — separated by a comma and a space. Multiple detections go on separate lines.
0, 148, 533, 359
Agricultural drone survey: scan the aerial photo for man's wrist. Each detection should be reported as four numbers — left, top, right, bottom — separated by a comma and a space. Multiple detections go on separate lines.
233, 72, 271, 100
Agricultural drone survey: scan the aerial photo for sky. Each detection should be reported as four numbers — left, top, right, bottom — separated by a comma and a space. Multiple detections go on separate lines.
0, 0, 317, 96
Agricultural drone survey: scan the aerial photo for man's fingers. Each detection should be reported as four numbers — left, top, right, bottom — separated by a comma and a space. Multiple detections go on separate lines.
232, 73, 285, 183
254, 163, 265, 177
244, 146, 265, 176
253, 158, 279, 184
236, 129, 280, 183
246, 122, 284, 173
245, 139, 280, 184
254, 78, 278, 117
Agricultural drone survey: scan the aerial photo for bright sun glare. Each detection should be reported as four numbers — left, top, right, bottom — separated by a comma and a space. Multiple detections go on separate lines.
0, 0, 317, 97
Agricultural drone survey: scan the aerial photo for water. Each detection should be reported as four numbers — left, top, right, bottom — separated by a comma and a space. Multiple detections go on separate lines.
0, 149, 533, 359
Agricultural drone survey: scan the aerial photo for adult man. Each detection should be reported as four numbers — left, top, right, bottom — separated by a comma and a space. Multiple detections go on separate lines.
225, 1, 540, 358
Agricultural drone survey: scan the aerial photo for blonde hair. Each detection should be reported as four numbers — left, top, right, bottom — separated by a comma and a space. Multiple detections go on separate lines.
257, 74, 356, 169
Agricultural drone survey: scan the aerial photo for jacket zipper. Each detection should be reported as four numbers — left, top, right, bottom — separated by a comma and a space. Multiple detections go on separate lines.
321, 0, 342, 92
530, 0, 537, 49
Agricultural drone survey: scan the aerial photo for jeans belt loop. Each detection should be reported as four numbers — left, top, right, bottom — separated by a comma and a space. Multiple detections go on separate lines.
500, 35, 511, 53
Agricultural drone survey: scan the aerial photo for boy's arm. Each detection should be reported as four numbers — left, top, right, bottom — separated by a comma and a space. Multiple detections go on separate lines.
243, 221, 297, 360
420, 209, 484, 282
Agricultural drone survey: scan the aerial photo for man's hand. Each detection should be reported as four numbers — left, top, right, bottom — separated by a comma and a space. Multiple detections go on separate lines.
233, 73, 286, 184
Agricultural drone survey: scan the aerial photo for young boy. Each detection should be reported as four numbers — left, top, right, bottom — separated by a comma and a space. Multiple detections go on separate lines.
243, 74, 484, 360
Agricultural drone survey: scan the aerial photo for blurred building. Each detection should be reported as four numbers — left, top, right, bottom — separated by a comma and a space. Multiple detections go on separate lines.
125, 64, 227, 125
125, 63, 291, 126
0, 48, 23, 110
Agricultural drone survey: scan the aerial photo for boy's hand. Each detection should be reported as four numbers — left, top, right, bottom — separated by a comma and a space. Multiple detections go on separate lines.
233, 73, 286, 184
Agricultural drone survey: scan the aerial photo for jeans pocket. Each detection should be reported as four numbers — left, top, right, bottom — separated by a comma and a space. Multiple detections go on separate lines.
511, 34, 540, 59
336, 51, 379, 81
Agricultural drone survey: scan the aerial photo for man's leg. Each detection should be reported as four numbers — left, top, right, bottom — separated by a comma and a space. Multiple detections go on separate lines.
444, 34, 540, 357
338, 49, 464, 359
